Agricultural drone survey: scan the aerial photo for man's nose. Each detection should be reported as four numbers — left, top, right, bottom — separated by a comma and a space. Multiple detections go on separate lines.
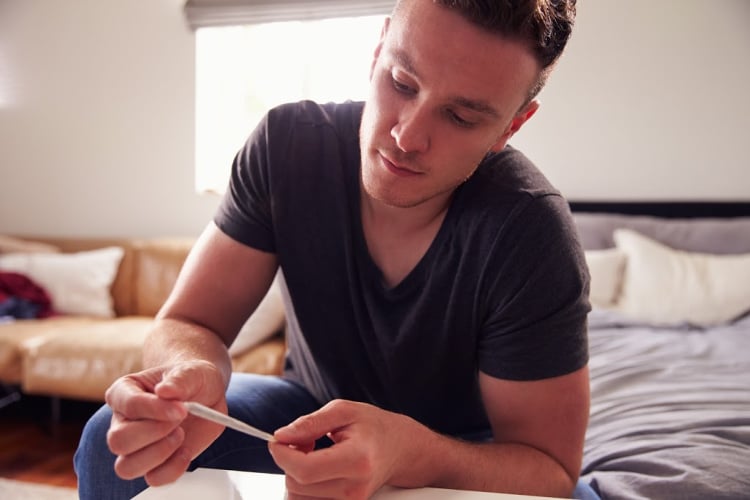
391, 104, 430, 153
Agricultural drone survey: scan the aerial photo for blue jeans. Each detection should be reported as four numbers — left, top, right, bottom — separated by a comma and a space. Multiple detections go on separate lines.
75, 373, 600, 499
75, 374, 322, 500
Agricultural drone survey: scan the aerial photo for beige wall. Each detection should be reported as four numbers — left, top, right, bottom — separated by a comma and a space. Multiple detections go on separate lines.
511, 0, 750, 200
0, 0, 217, 238
1, 0, 749, 238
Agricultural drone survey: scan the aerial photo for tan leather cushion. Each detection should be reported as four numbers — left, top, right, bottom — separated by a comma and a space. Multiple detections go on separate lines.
21, 317, 154, 401
13, 237, 197, 316
133, 239, 194, 316
8, 236, 140, 316
0, 235, 60, 254
231, 335, 286, 376
0, 317, 98, 383
1, 236, 287, 402
21, 318, 285, 401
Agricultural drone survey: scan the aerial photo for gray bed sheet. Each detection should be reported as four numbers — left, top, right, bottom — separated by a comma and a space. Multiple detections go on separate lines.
581, 310, 750, 499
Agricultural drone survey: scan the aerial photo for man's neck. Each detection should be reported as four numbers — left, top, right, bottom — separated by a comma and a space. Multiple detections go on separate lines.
359, 185, 452, 237
360, 184, 453, 288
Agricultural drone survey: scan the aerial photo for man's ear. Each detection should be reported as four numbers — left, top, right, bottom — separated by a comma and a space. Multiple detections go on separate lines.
489, 99, 540, 152
369, 17, 390, 80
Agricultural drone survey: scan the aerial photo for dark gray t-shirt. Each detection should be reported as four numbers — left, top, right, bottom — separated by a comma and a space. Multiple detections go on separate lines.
215, 100, 590, 435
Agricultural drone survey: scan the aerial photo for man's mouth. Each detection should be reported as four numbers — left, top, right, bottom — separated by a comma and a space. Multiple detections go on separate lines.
379, 152, 423, 177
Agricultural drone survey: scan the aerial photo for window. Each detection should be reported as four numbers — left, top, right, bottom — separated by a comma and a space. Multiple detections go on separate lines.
195, 15, 385, 194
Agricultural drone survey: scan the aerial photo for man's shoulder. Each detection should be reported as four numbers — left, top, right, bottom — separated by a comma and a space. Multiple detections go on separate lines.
267, 100, 364, 131
455, 146, 576, 239
471, 145, 559, 197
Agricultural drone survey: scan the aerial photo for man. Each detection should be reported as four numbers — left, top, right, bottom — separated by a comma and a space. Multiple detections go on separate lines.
76, 0, 594, 498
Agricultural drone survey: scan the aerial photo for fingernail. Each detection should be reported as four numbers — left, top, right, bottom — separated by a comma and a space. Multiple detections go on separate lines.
167, 429, 182, 445
166, 405, 183, 421
156, 380, 176, 392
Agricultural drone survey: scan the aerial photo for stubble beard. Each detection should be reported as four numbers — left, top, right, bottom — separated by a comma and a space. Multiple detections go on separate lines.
358, 104, 465, 211
360, 150, 465, 211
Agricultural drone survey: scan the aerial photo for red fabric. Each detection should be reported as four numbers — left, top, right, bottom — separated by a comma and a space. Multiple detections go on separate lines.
0, 271, 55, 318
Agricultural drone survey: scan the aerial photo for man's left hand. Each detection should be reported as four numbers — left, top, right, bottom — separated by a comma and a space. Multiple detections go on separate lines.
268, 399, 421, 500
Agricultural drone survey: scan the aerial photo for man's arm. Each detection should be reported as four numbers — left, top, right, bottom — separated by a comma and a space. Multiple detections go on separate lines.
270, 365, 589, 499
419, 366, 590, 496
105, 222, 278, 486
143, 221, 279, 376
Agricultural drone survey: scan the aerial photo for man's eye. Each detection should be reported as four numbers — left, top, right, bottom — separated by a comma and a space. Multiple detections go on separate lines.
447, 110, 475, 128
392, 77, 415, 95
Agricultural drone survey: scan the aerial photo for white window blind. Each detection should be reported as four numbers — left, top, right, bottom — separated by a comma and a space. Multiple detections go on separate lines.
184, 0, 395, 29
190, 7, 388, 194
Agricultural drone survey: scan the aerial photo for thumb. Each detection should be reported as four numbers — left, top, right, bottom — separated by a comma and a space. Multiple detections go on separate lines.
274, 400, 354, 445
153, 361, 211, 401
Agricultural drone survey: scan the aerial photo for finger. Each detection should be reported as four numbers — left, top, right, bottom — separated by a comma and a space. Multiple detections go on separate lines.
106, 375, 187, 422
153, 360, 223, 404
114, 426, 187, 480
285, 493, 320, 500
285, 475, 364, 500
274, 400, 355, 445
107, 411, 181, 456
142, 445, 194, 487
269, 439, 364, 485
286, 476, 341, 500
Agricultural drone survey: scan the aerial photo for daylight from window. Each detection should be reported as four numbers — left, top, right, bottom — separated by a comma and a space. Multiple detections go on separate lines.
195, 15, 385, 194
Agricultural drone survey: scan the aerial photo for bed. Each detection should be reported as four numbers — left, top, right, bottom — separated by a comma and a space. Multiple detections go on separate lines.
569, 201, 750, 499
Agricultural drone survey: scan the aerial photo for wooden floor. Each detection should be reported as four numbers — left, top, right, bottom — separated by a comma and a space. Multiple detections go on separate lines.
0, 391, 99, 489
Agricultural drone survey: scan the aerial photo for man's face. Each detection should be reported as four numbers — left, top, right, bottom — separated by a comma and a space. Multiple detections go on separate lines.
359, 0, 541, 209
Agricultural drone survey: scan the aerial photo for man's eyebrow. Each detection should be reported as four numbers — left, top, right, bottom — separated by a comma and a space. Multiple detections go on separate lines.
391, 49, 501, 119
451, 97, 501, 118
392, 49, 420, 78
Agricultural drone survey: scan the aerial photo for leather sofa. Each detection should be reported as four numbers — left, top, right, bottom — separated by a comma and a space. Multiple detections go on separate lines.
0, 236, 286, 402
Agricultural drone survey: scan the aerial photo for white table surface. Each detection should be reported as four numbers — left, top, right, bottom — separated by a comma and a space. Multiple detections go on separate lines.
132, 468, 564, 499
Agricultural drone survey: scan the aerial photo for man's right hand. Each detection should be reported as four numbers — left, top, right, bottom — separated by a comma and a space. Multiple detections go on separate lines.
103, 222, 279, 486
104, 360, 227, 486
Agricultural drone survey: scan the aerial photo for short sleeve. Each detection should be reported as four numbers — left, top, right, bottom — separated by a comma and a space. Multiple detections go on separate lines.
478, 195, 591, 380
214, 111, 284, 253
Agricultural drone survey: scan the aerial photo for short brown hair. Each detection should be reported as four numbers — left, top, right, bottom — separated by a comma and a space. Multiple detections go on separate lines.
398, 0, 577, 99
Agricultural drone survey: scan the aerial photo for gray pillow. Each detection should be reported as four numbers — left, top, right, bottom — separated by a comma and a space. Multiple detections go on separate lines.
573, 213, 750, 254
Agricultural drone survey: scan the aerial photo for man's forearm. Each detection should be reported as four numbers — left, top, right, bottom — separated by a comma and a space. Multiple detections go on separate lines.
391, 420, 576, 498
142, 317, 233, 388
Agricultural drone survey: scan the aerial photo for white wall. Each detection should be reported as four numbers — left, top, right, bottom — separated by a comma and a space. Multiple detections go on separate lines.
0, 0, 748, 238
512, 0, 750, 201
0, 0, 217, 238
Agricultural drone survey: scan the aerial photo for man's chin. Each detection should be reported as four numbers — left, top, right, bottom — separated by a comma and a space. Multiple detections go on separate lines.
364, 185, 429, 210
361, 180, 414, 209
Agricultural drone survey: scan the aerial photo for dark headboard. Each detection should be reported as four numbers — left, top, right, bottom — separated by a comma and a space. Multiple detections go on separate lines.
568, 201, 750, 218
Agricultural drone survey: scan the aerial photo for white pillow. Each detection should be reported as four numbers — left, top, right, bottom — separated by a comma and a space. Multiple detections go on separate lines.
0, 247, 125, 318
613, 228, 750, 326
228, 273, 286, 356
584, 248, 627, 308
